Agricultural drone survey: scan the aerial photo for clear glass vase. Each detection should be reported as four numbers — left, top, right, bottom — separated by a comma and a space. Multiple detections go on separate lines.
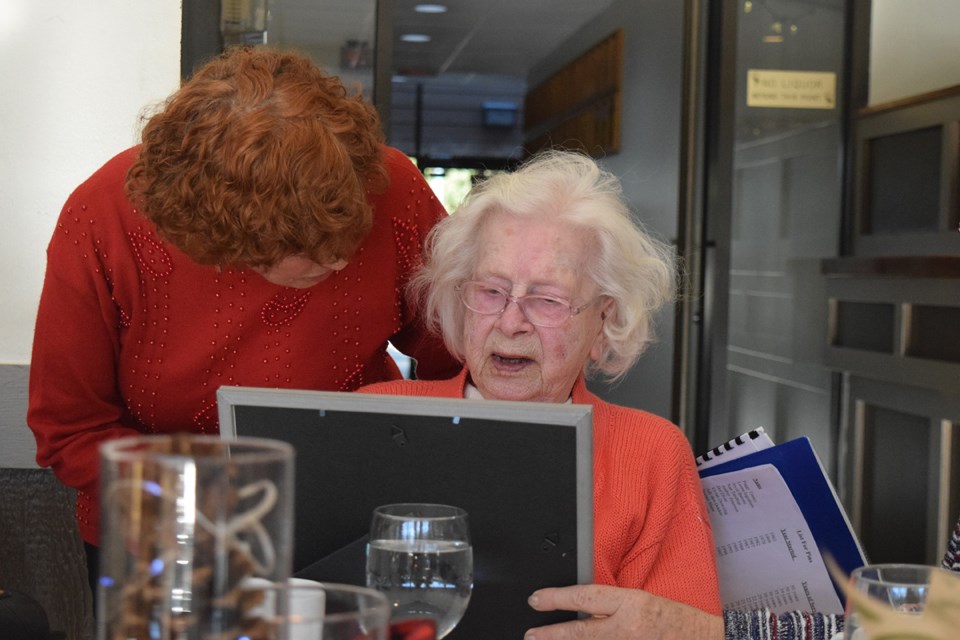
98, 434, 294, 640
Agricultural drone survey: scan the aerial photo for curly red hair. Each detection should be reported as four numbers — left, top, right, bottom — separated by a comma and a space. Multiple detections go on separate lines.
126, 46, 386, 268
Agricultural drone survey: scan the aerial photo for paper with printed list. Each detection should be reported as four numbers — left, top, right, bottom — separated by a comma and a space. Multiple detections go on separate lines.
701, 464, 844, 615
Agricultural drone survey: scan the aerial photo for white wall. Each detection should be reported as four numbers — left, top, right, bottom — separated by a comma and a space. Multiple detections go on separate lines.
0, 1, 181, 364
870, 0, 960, 105
0, 1, 180, 467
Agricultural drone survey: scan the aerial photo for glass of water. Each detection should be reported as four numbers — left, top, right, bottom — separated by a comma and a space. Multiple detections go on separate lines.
843, 563, 943, 640
366, 503, 473, 638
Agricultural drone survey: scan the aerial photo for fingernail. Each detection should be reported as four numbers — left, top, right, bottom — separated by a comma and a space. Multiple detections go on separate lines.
528, 594, 539, 607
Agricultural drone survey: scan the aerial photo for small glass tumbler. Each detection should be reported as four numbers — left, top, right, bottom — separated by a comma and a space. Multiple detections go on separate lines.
239, 581, 390, 640
98, 434, 294, 640
843, 563, 944, 640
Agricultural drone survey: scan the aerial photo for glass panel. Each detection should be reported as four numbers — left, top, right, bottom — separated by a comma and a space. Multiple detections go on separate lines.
387, 1, 617, 165
421, 166, 502, 214
861, 406, 930, 564
267, 0, 376, 97
907, 304, 960, 363
866, 126, 942, 234
713, 1, 848, 469
390, 77, 527, 161
834, 301, 895, 353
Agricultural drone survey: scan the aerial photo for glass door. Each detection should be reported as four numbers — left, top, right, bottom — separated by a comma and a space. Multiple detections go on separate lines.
690, 0, 849, 470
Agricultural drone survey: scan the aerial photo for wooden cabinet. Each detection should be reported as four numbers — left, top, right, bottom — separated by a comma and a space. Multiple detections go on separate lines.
825, 86, 960, 564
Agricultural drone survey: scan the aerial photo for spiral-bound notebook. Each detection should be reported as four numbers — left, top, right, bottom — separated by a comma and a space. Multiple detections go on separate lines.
698, 431, 866, 615
696, 427, 775, 470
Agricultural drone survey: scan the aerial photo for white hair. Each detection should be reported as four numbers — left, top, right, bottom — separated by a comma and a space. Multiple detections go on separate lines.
409, 150, 677, 381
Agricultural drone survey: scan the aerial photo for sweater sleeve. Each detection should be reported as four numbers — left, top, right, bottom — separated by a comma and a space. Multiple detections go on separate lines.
610, 414, 722, 615
723, 609, 843, 640
27, 158, 142, 510
374, 148, 459, 381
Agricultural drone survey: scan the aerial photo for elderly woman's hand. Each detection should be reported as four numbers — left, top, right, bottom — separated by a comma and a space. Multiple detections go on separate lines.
524, 584, 724, 640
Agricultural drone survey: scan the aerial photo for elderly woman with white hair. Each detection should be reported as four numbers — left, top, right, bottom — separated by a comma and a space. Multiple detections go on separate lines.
360, 150, 722, 638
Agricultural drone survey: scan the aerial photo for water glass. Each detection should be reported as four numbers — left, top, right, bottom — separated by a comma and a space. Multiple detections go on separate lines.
366, 503, 473, 639
98, 434, 295, 640
843, 563, 940, 640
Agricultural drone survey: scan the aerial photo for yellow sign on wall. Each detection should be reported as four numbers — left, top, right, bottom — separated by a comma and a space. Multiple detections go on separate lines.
747, 69, 837, 109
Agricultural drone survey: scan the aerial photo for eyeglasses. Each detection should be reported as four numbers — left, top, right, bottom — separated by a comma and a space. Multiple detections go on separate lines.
456, 281, 594, 328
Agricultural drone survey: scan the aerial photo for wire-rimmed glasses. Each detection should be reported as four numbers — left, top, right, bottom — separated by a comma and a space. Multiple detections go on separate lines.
455, 281, 594, 327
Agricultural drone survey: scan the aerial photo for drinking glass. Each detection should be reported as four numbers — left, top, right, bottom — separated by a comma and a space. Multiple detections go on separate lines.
240, 580, 390, 640
366, 503, 473, 639
843, 563, 941, 640
98, 434, 295, 640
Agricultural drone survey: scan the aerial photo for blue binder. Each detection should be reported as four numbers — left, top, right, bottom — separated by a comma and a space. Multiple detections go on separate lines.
699, 436, 867, 603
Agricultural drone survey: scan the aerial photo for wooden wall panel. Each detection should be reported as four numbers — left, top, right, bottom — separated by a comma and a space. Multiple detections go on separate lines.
524, 29, 623, 156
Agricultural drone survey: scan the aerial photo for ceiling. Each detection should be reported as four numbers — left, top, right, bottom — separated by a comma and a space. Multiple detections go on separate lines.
268, 0, 616, 83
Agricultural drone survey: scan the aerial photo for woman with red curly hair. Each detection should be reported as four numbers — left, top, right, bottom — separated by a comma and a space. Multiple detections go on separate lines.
26, 46, 459, 592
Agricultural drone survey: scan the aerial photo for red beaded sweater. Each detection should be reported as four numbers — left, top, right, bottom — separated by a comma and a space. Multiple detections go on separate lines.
360, 369, 723, 615
28, 145, 459, 545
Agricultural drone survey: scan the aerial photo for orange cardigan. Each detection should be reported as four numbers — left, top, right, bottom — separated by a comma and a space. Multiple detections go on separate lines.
360, 369, 722, 614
